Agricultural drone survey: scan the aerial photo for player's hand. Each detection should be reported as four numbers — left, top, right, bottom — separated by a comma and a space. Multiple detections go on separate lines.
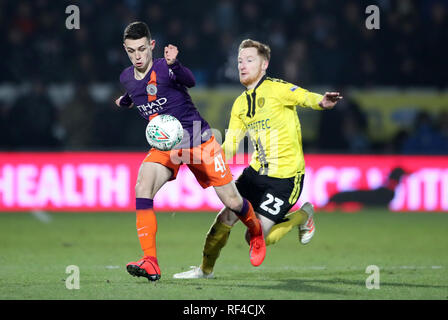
164, 44, 178, 65
115, 96, 123, 107
115, 96, 133, 108
319, 92, 343, 109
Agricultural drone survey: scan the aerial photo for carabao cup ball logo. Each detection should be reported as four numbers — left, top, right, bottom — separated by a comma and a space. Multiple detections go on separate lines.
145, 114, 184, 151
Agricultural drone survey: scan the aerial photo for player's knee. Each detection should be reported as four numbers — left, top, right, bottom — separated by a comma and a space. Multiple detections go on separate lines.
135, 181, 154, 199
218, 208, 239, 226
225, 196, 243, 213
135, 182, 145, 198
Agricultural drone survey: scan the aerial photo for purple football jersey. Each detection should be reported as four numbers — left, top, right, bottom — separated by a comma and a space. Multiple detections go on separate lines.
119, 58, 212, 148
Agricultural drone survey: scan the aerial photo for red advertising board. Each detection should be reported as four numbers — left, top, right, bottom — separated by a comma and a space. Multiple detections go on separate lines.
0, 152, 447, 212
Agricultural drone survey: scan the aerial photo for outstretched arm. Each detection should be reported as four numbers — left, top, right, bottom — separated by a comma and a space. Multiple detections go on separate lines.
282, 83, 342, 111
164, 44, 196, 88
318, 92, 343, 109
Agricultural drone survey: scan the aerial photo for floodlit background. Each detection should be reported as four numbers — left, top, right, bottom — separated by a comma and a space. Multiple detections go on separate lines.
0, 0, 447, 152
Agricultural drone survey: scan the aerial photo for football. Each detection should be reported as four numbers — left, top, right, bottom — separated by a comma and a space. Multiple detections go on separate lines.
145, 114, 184, 151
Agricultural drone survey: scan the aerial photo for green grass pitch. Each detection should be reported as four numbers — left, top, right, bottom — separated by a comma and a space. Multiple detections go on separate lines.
0, 209, 447, 300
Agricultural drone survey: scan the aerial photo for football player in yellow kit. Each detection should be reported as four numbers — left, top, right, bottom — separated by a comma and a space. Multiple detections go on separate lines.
173, 39, 342, 279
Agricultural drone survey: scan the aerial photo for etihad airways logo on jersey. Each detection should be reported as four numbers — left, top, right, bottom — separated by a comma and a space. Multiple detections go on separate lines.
136, 97, 167, 115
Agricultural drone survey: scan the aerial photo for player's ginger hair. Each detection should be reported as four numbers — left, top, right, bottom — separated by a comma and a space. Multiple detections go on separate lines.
239, 39, 271, 61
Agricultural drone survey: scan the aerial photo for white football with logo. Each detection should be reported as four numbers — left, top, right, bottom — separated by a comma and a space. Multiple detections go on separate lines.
146, 114, 184, 151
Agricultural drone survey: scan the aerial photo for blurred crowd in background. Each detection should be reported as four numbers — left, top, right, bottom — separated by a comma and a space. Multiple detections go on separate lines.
0, 0, 447, 153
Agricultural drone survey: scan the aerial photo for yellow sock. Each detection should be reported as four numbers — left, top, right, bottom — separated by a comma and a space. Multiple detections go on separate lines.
200, 217, 232, 274
265, 209, 308, 246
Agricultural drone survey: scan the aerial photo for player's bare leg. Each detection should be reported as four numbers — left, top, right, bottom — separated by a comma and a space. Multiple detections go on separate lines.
174, 204, 266, 279
173, 181, 267, 279
173, 207, 235, 279
135, 162, 172, 199
127, 162, 172, 281
173, 207, 237, 279
214, 182, 266, 266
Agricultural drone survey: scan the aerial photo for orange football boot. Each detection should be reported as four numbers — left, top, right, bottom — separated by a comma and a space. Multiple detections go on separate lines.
126, 256, 161, 281
249, 226, 266, 267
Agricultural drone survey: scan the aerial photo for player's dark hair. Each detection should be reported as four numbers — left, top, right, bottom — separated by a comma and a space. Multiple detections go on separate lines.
123, 21, 151, 41
239, 39, 271, 61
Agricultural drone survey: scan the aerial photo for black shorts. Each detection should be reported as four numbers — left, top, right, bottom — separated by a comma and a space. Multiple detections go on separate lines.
235, 166, 305, 223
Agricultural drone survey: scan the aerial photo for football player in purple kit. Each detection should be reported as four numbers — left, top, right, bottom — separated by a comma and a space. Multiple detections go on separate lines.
114, 21, 265, 281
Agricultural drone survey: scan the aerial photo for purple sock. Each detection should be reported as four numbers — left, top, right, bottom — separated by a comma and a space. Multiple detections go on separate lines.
136, 198, 154, 210
235, 198, 249, 217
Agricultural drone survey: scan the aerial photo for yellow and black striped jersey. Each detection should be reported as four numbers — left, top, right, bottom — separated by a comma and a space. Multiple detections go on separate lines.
222, 76, 324, 178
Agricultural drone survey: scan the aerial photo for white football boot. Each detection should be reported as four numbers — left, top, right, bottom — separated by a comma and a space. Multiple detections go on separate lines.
173, 266, 214, 279
298, 202, 315, 245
